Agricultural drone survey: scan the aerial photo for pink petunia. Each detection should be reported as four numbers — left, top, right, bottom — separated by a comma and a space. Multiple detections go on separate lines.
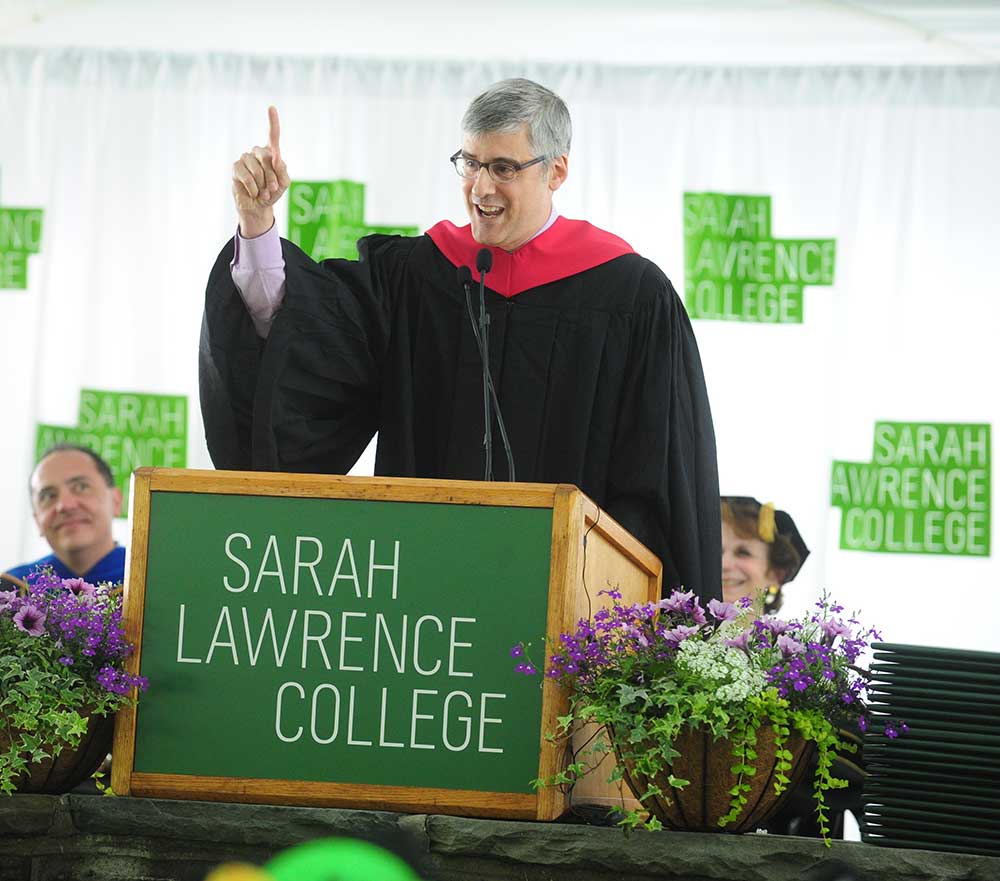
665, 624, 700, 645
63, 578, 97, 602
13, 604, 47, 636
820, 618, 851, 641
708, 599, 739, 622
724, 629, 752, 650
776, 634, 806, 656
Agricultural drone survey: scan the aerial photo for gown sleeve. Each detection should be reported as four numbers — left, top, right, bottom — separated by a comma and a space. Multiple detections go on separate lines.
199, 236, 394, 474
603, 263, 722, 601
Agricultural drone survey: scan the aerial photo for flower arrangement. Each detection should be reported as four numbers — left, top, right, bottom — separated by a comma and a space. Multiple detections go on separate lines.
0, 569, 147, 794
515, 589, 903, 841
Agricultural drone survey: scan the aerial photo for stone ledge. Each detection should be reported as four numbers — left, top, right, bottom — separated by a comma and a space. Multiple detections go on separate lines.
68, 794, 415, 848
425, 814, 999, 881
1, 793, 998, 881
0, 794, 60, 837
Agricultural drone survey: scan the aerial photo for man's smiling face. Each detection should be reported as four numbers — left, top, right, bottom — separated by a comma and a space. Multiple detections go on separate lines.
460, 125, 567, 252
31, 449, 121, 569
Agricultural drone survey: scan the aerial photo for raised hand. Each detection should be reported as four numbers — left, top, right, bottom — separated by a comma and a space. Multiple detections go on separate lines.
231, 106, 291, 238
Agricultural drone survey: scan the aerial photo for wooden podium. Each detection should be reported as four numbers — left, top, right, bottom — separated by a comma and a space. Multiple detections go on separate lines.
112, 468, 661, 821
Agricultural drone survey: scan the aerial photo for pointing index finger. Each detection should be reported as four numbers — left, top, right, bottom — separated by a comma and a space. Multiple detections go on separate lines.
268, 106, 281, 160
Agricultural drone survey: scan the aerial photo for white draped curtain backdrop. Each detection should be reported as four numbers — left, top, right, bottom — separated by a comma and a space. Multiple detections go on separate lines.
2, 49, 997, 648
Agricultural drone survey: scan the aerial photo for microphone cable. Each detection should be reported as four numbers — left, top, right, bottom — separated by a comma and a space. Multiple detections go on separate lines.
457, 260, 516, 482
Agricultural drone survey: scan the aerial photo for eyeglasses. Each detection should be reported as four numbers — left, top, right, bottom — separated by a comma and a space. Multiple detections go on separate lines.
450, 150, 547, 183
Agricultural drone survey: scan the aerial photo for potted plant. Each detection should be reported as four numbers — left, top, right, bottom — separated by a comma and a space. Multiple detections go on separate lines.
0, 568, 147, 794
514, 589, 902, 842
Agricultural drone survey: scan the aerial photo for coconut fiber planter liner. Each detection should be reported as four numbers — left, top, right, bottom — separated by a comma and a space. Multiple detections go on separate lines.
616, 724, 813, 833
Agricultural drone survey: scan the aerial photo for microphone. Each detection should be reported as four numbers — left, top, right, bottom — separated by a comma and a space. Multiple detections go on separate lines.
457, 265, 473, 289
476, 248, 493, 275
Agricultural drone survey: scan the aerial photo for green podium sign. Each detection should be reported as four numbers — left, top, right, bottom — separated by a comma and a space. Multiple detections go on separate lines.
134, 491, 551, 793
114, 469, 661, 820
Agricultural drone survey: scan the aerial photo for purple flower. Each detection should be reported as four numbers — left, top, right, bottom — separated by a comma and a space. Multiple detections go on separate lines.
762, 616, 793, 636
657, 590, 707, 624
665, 625, 700, 646
885, 724, 899, 739
724, 629, 752, 651
776, 634, 805, 656
708, 599, 739, 622
62, 578, 97, 601
59, 655, 75, 666
13, 604, 47, 636
510, 644, 524, 658
857, 715, 868, 733
819, 618, 851, 641
658, 591, 689, 612
0, 589, 17, 611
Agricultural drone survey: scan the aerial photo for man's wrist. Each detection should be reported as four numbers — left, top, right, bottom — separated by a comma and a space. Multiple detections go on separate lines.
238, 210, 275, 240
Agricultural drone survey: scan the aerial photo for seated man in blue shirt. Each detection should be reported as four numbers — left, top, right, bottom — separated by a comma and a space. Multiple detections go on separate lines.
4, 444, 125, 585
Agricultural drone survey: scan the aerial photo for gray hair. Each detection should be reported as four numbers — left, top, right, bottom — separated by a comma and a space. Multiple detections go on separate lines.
462, 78, 572, 165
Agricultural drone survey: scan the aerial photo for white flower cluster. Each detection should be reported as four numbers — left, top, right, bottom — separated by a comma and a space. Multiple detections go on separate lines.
676, 630, 766, 706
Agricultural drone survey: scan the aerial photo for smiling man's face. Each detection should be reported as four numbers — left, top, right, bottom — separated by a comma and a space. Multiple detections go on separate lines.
31, 449, 121, 573
460, 125, 568, 253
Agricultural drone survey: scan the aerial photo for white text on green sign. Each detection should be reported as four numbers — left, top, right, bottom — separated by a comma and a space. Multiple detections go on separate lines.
830, 422, 991, 556
683, 192, 835, 323
0, 207, 44, 289
287, 180, 418, 261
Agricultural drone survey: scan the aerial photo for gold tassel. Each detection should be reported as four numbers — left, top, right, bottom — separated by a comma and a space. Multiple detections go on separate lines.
758, 502, 776, 542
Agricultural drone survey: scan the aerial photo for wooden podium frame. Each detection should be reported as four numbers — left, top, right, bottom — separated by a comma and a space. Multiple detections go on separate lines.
112, 468, 661, 820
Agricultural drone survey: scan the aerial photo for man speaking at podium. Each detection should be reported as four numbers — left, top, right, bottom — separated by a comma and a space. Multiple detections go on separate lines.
201, 79, 721, 600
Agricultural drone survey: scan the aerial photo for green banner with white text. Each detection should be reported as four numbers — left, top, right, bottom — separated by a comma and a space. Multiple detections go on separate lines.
683, 192, 835, 323
0, 206, 44, 289
286, 180, 418, 261
830, 422, 991, 556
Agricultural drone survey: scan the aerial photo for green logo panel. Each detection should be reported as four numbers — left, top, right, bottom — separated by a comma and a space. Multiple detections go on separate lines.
831, 422, 991, 556
0, 207, 44, 289
683, 192, 835, 324
287, 180, 418, 260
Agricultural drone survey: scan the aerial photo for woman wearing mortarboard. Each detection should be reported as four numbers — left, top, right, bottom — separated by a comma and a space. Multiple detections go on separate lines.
720, 496, 809, 614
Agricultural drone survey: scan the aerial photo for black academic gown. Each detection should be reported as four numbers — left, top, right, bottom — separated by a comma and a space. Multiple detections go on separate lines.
200, 226, 721, 600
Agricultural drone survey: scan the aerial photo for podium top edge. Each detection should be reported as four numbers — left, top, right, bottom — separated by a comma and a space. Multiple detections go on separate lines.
134, 467, 582, 509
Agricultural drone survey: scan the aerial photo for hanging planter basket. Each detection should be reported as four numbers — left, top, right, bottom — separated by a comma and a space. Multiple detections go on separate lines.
6, 710, 115, 794
616, 723, 814, 833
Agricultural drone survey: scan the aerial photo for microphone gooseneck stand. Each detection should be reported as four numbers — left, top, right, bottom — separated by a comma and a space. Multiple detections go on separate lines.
476, 249, 493, 480
457, 257, 516, 482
